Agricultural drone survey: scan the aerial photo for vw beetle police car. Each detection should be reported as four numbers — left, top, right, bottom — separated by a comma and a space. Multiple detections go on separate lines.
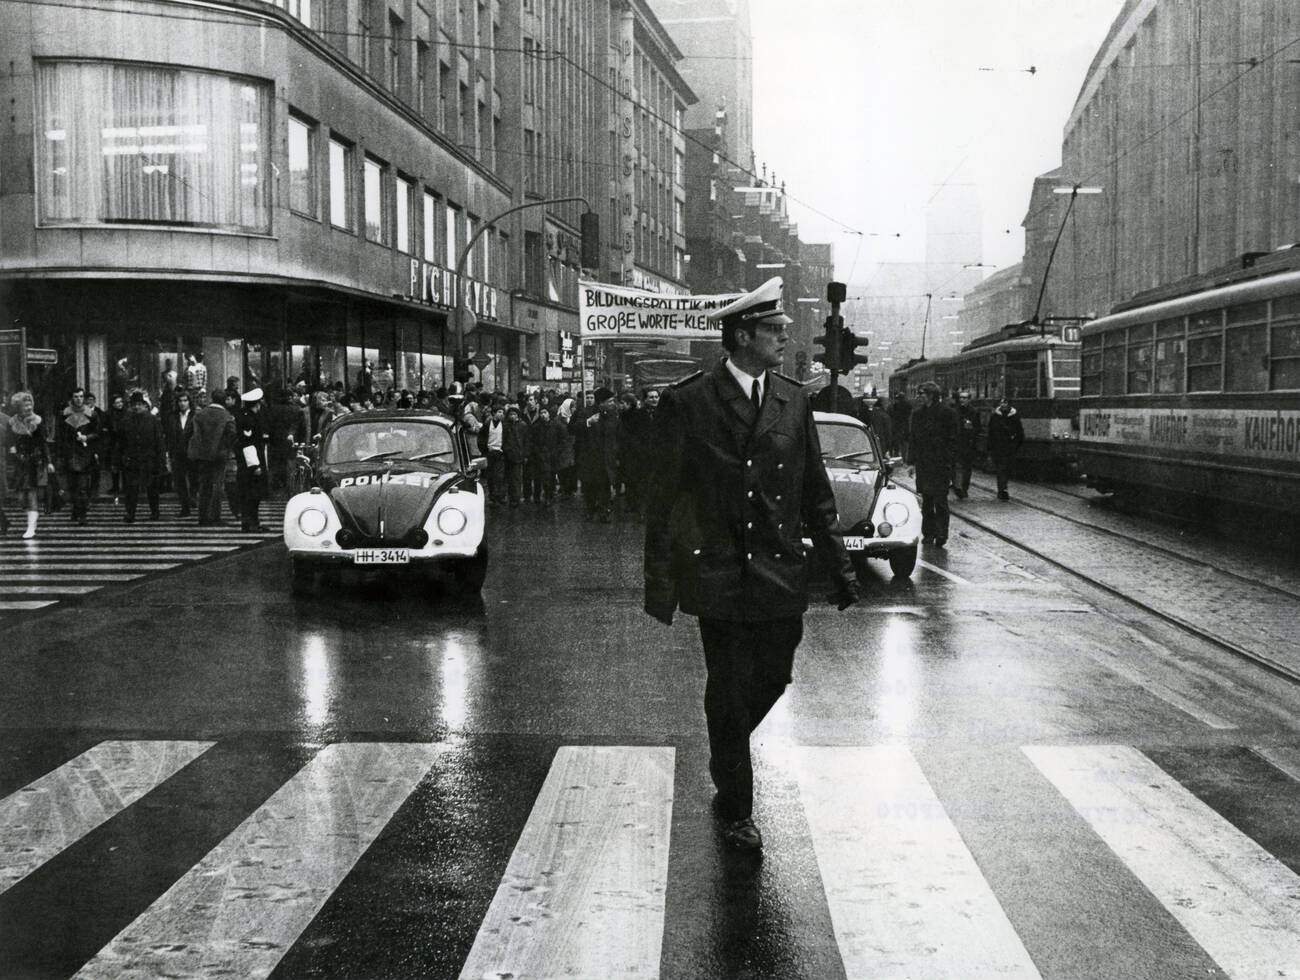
283, 410, 488, 593
810, 411, 921, 579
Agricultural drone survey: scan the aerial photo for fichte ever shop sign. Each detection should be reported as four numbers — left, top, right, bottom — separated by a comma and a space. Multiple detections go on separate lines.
406, 259, 499, 321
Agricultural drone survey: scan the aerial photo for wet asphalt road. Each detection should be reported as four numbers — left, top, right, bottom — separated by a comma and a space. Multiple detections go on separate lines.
3, 492, 1300, 979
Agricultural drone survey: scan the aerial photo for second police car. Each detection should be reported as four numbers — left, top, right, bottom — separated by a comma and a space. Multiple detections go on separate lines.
283, 410, 489, 594
811, 410, 921, 579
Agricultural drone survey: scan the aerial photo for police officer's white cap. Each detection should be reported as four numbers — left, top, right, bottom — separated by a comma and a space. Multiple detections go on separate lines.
241, 387, 264, 402
709, 276, 793, 328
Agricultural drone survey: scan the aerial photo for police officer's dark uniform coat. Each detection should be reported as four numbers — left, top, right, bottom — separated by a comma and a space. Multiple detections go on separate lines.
908, 399, 959, 495
644, 360, 852, 622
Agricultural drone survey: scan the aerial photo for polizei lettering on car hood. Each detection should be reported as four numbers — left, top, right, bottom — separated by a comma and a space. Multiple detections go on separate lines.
324, 468, 464, 540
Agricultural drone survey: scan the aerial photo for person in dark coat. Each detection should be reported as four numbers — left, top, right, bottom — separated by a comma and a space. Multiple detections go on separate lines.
554, 397, 577, 496
501, 404, 527, 507
264, 391, 304, 495
867, 397, 894, 455
581, 387, 621, 522
889, 390, 913, 459
235, 388, 270, 531
986, 395, 1026, 500
951, 388, 981, 499
907, 381, 958, 547
644, 277, 858, 852
119, 391, 166, 522
8, 391, 55, 538
188, 388, 235, 526
59, 388, 102, 525
524, 405, 548, 504
620, 389, 659, 520
164, 389, 197, 516
106, 392, 128, 494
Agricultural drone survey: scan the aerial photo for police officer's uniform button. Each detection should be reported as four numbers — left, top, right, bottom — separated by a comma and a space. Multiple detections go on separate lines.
746, 552, 752, 560
747, 490, 754, 498
777, 463, 784, 470
746, 522, 753, 529
775, 553, 782, 559
693, 549, 701, 555
747, 460, 753, 467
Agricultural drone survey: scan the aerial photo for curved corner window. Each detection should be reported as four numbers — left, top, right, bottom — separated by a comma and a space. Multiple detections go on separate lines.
36, 60, 272, 234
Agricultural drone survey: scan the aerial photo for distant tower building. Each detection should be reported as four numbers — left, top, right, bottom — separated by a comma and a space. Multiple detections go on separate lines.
649, 0, 753, 168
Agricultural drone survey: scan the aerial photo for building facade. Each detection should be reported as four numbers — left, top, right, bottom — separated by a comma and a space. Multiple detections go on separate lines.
1034, 0, 1300, 321
0, 0, 694, 409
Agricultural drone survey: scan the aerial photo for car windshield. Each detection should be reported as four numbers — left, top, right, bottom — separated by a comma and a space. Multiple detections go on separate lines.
818, 422, 879, 466
323, 420, 456, 466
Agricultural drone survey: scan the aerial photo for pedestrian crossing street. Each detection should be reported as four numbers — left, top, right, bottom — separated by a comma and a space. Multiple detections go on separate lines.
0, 505, 284, 616
2, 738, 1299, 978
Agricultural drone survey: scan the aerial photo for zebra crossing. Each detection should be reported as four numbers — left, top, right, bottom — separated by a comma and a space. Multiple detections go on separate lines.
0, 505, 283, 616
2, 737, 1299, 978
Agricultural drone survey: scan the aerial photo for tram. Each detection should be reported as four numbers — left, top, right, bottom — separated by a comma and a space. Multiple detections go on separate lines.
1076, 247, 1300, 517
888, 322, 1083, 474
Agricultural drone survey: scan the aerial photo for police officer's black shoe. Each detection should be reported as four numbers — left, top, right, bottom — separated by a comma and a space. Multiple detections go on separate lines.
722, 816, 763, 851
998, 491, 1010, 501
934, 537, 947, 548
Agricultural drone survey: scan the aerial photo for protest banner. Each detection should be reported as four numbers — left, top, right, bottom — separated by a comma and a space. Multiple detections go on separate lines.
578, 281, 742, 340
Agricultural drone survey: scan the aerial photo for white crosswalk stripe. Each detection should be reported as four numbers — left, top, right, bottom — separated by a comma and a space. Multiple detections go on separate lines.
460, 746, 675, 980
2, 739, 1299, 978
1026, 744, 1300, 979
72, 742, 438, 980
0, 741, 214, 893
791, 745, 1041, 979
0, 504, 283, 617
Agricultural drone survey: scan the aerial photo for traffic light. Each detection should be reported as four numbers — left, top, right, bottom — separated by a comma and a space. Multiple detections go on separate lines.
839, 329, 869, 370
580, 211, 601, 268
814, 315, 842, 372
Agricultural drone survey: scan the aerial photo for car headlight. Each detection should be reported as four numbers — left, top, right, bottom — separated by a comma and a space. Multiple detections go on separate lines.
298, 508, 328, 537
883, 501, 910, 527
436, 507, 468, 535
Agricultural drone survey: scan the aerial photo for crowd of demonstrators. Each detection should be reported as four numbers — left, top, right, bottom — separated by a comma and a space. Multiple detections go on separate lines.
2, 372, 669, 537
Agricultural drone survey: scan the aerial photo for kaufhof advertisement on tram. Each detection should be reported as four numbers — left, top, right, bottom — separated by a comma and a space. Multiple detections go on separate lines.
1080, 407, 1300, 463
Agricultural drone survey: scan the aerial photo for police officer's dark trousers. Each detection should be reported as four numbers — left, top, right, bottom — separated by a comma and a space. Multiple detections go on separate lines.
699, 616, 803, 821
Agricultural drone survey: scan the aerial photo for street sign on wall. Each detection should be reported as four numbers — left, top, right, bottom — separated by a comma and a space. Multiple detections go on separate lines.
26, 348, 58, 366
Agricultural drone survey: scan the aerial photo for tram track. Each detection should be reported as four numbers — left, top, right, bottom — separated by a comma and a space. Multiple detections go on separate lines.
895, 476, 1300, 686
961, 477, 1300, 604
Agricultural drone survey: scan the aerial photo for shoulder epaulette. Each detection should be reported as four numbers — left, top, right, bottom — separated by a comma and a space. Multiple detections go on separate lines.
670, 371, 703, 388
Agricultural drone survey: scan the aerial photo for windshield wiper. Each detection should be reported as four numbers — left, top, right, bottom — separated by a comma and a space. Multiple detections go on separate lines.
357, 450, 404, 462
832, 451, 878, 462
407, 450, 453, 461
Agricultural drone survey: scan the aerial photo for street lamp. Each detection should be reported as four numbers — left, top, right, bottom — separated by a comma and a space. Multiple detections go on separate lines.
1031, 184, 1104, 334
452, 195, 595, 381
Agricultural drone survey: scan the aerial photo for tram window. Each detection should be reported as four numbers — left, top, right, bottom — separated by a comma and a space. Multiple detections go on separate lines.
1188, 310, 1223, 332
1126, 340, 1153, 394
1270, 323, 1300, 390
1224, 325, 1268, 391
1156, 317, 1185, 339
1102, 344, 1125, 395
1154, 338, 1185, 393
1227, 302, 1267, 327
1271, 295, 1300, 320
1187, 333, 1223, 392
1081, 335, 1102, 396
1005, 356, 1038, 399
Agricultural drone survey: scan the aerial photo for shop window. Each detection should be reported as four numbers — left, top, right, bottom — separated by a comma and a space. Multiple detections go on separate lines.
1223, 324, 1268, 392
328, 136, 354, 230
1270, 322, 1300, 389
288, 112, 317, 218
1186, 333, 1223, 392
36, 61, 272, 233
363, 154, 388, 244
395, 174, 413, 253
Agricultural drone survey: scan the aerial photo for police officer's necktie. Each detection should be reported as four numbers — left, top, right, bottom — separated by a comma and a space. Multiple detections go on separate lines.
751, 379, 762, 416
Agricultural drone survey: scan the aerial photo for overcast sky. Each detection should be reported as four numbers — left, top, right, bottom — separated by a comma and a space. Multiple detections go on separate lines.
746, 0, 1127, 284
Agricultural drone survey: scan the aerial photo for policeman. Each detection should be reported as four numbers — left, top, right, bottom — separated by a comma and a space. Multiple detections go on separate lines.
236, 387, 270, 532
644, 276, 858, 852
